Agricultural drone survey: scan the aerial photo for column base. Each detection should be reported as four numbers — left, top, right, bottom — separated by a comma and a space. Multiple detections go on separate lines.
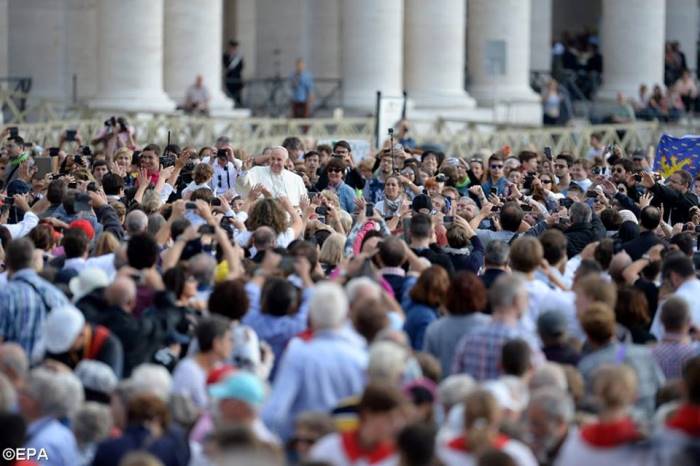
596, 84, 637, 102
89, 92, 176, 113
409, 90, 477, 109
469, 85, 542, 125
343, 88, 404, 112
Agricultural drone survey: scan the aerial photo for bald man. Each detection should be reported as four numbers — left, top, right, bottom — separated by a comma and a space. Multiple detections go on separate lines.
236, 146, 307, 206
0, 343, 29, 389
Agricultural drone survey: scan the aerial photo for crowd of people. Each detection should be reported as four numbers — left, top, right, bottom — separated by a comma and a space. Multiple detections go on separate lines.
1, 119, 700, 466
548, 32, 698, 125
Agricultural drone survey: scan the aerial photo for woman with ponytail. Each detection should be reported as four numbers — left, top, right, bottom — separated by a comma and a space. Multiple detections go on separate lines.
437, 389, 537, 466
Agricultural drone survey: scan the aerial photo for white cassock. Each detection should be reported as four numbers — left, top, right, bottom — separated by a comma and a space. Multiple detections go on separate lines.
236, 166, 307, 206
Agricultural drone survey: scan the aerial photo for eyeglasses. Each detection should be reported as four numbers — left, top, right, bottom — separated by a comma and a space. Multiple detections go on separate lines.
490, 164, 504, 169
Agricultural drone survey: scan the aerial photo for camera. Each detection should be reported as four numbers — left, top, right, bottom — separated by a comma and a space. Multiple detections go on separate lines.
436, 174, 447, 183
49, 147, 60, 157
65, 129, 77, 141
365, 202, 374, 217
210, 198, 222, 207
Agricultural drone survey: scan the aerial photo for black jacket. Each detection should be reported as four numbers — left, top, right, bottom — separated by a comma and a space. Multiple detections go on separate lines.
651, 183, 699, 224
622, 230, 663, 261
411, 245, 456, 276
445, 236, 485, 274
564, 214, 606, 258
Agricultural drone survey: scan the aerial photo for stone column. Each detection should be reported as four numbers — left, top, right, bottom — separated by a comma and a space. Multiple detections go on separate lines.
404, 0, 475, 108
8, 0, 69, 103
666, 0, 698, 72
341, 0, 403, 109
598, 0, 665, 100
530, 0, 552, 73
307, 0, 340, 79
90, 0, 174, 112
164, 0, 233, 114
467, 0, 540, 122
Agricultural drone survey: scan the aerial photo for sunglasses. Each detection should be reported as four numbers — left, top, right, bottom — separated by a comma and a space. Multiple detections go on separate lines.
490, 164, 504, 169
540, 179, 552, 183
328, 168, 343, 173
554, 164, 567, 169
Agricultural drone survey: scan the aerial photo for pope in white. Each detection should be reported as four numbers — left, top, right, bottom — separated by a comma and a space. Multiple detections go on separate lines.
236, 146, 307, 206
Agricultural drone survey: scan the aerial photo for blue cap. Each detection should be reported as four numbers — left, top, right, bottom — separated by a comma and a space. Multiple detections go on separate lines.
208, 371, 265, 407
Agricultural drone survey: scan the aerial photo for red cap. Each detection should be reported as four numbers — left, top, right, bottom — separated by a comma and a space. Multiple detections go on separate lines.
70, 219, 95, 240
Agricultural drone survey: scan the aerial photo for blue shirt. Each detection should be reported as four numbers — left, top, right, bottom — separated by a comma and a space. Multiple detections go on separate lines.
26, 417, 80, 466
0, 269, 70, 363
290, 70, 314, 102
242, 281, 313, 367
262, 329, 367, 439
364, 177, 386, 204
328, 181, 357, 213
403, 302, 439, 350
481, 176, 508, 196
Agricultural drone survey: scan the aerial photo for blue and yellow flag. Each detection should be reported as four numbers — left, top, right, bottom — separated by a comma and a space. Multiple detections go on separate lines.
655, 134, 700, 178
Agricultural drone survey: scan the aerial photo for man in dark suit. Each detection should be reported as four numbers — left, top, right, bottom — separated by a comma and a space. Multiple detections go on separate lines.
623, 206, 663, 261
642, 170, 699, 225
223, 40, 244, 107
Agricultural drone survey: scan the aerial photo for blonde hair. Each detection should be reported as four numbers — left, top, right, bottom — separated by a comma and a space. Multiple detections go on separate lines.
193, 163, 214, 184
463, 389, 501, 455
320, 190, 340, 208
141, 189, 162, 214
114, 147, 133, 163
319, 233, 346, 266
593, 364, 637, 410
93, 232, 120, 257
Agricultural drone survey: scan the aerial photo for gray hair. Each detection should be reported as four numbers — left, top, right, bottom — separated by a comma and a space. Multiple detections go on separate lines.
147, 213, 166, 236
529, 363, 568, 392
0, 372, 16, 412
367, 341, 408, 384
484, 240, 510, 266
72, 402, 113, 447
569, 202, 592, 224
130, 364, 173, 402
53, 371, 85, 419
125, 209, 148, 235
309, 281, 349, 330
438, 374, 476, 411
269, 146, 289, 160
527, 387, 575, 425
188, 253, 217, 286
345, 277, 382, 304
25, 368, 72, 418
488, 272, 526, 310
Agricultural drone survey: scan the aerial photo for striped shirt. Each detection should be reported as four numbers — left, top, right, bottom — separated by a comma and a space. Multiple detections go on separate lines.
651, 334, 700, 379
0, 269, 69, 363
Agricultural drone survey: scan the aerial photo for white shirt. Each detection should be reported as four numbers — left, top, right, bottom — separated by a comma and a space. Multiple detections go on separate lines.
309, 432, 398, 466
437, 435, 538, 466
172, 357, 208, 409
651, 278, 700, 338
555, 428, 654, 466
185, 84, 210, 105
63, 253, 116, 279
237, 166, 307, 206
211, 161, 238, 195
3, 211, 39, 238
